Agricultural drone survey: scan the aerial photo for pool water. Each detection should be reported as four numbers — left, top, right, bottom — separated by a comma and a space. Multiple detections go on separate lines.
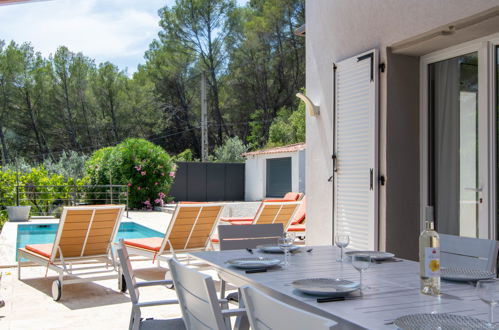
16, 222, 162, 259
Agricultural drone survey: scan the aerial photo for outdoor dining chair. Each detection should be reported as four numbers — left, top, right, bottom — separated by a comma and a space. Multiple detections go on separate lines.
122, 202, 224, 265
240, 285, 337, 329
17, 205, 125, 301
440, 234, 499, 273
116, 239, 185, 330
218, 223, 284, 300
167, 258, 246, 330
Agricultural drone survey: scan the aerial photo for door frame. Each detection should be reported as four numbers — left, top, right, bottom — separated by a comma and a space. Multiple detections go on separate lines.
419, 32, 499, 239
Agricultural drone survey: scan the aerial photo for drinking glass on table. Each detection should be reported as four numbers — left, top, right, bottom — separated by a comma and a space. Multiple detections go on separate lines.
335, 234, 350, 262
476, 279, 499, 324
352, 254, 371, 292
279, 233, 295, 269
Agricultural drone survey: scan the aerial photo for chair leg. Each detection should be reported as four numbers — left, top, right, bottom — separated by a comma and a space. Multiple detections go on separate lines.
17, 260, 21, 280
130, 306, 141, 330
220, 279, 226, 299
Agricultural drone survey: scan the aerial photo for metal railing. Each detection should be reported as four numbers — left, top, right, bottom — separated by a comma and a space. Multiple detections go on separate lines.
1, 184, 129, 217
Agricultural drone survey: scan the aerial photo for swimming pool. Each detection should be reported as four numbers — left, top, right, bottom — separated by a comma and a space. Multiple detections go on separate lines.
16, 222, 162, 259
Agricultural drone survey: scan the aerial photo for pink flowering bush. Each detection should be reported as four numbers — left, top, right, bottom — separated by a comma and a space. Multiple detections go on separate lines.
85, 138, 175, 209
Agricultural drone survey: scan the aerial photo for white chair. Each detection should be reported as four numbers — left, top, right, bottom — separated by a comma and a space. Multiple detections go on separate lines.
218, 223, 284, 300
117, 240, 185, 330
440, 234, 499, 272
167, 258, 246, 330
240, 285, 337, 330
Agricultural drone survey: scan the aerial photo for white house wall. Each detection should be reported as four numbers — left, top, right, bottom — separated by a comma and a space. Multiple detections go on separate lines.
245, 151, 304, 201
305, 0, 499, 248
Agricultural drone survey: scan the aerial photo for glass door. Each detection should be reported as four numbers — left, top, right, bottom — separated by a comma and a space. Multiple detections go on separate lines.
428, 52, 481, 237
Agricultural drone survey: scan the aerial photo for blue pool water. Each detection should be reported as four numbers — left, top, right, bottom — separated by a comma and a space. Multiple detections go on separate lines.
16, 222, 162, 259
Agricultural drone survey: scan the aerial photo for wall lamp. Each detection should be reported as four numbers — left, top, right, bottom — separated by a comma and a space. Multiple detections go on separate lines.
296, 93, 320, 117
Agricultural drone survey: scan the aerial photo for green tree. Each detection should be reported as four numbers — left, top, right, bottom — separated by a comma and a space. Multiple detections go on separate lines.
212, 136, 247, 162
158, 0, 236, 144
267, 101, 305, 147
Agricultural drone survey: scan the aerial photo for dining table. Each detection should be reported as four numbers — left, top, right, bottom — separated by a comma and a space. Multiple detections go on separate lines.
189, 246, 494, 330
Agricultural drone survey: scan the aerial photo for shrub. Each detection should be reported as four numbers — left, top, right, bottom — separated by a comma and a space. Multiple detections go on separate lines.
43, 151, 89, 179
211, 137, 247, 163
0, 167, 88, 216
0, 210, 7, 231
85, 138, 175, 209
2, 151, 89, 179
173, 148, 194, 162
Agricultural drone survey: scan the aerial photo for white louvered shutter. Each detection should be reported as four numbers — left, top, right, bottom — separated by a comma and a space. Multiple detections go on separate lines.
334, 49, 378, 250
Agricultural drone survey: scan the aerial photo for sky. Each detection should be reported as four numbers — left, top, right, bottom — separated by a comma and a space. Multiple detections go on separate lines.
0, 0, 247, 74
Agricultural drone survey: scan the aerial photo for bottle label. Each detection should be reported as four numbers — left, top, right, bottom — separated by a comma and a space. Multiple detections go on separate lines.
424, 247, 440, 277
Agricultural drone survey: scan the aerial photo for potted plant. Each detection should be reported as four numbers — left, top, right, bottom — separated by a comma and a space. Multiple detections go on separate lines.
6, 205, 31, 222
2, 162, 31, 222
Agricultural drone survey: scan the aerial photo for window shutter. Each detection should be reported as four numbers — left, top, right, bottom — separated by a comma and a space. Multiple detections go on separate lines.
334, 49, 378, 250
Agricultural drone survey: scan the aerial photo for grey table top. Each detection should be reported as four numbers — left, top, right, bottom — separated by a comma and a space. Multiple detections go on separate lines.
190, 246, 492, 329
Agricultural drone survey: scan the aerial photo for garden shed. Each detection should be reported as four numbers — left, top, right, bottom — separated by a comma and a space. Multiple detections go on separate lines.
243, 143, 306, 201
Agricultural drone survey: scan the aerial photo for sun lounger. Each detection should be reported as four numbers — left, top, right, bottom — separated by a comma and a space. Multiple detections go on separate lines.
123, 202, 224, 264
17, 205, 126, 301
286, 196, 306, 236
220, 200, 301, 230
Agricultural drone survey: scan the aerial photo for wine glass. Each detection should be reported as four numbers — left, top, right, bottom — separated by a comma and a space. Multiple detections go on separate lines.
476, 279, 499, 324
352, 254, 371, 292
278, 233, 294, 269
335, 234, 350, 262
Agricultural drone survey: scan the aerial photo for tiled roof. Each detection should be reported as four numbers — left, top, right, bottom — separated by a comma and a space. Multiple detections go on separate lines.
242, 142, 306, 157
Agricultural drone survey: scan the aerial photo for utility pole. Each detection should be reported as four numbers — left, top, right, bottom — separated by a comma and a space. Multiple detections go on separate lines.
201, 71, 208, 162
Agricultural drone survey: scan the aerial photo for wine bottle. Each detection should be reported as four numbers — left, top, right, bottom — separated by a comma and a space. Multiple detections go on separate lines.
419, 206, 440, 296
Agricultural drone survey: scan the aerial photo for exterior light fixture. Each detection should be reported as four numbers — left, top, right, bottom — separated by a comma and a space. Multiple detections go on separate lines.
296, 92, 320, 117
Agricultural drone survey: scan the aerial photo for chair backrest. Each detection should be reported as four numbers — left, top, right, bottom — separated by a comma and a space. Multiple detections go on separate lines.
159, 203, 224, 253
440, 234, 499, 272
291, 196, 306, 225
168, 258, 228, 330
51, 205, 125, 261
253, 201, 301, 229
117, 239, 140, 303
283, 192, 303, 201
218, 223, 284, 250
240, 285, 337, 330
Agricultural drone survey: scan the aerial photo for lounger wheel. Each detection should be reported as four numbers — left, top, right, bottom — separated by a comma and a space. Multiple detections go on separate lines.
52, 280, 62, 301
119, 274, 127, 292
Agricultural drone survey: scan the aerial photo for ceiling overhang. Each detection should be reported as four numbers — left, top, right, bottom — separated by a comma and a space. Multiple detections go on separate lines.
390, 5, 499, 56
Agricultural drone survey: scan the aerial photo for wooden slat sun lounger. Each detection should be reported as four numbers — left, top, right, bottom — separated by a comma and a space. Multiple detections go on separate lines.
220, 200, 301, 230
123, 203, 224, 264
17, 205, 125, 301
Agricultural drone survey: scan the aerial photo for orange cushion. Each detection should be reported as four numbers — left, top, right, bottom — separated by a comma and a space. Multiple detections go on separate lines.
291, 198, 306, 225
287, 225, 306, 232
25, 244, 53, 258
124, 237, 164, 252
283, 192, 301, 201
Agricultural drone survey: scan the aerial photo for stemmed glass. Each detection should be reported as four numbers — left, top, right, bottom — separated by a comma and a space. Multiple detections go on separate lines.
476, 279, 499, 324
335, 234, 350, 262
352, 254, 371, 293
278, 233, 295, 269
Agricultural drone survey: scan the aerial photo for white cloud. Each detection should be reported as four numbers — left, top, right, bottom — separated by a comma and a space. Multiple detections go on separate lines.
0, 0, 171, 73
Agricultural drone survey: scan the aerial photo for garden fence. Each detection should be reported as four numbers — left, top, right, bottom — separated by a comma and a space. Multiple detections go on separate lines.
0, 184, 129, 217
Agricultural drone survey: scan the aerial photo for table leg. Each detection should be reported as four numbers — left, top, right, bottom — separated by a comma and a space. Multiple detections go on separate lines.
233, 288, 249, 330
